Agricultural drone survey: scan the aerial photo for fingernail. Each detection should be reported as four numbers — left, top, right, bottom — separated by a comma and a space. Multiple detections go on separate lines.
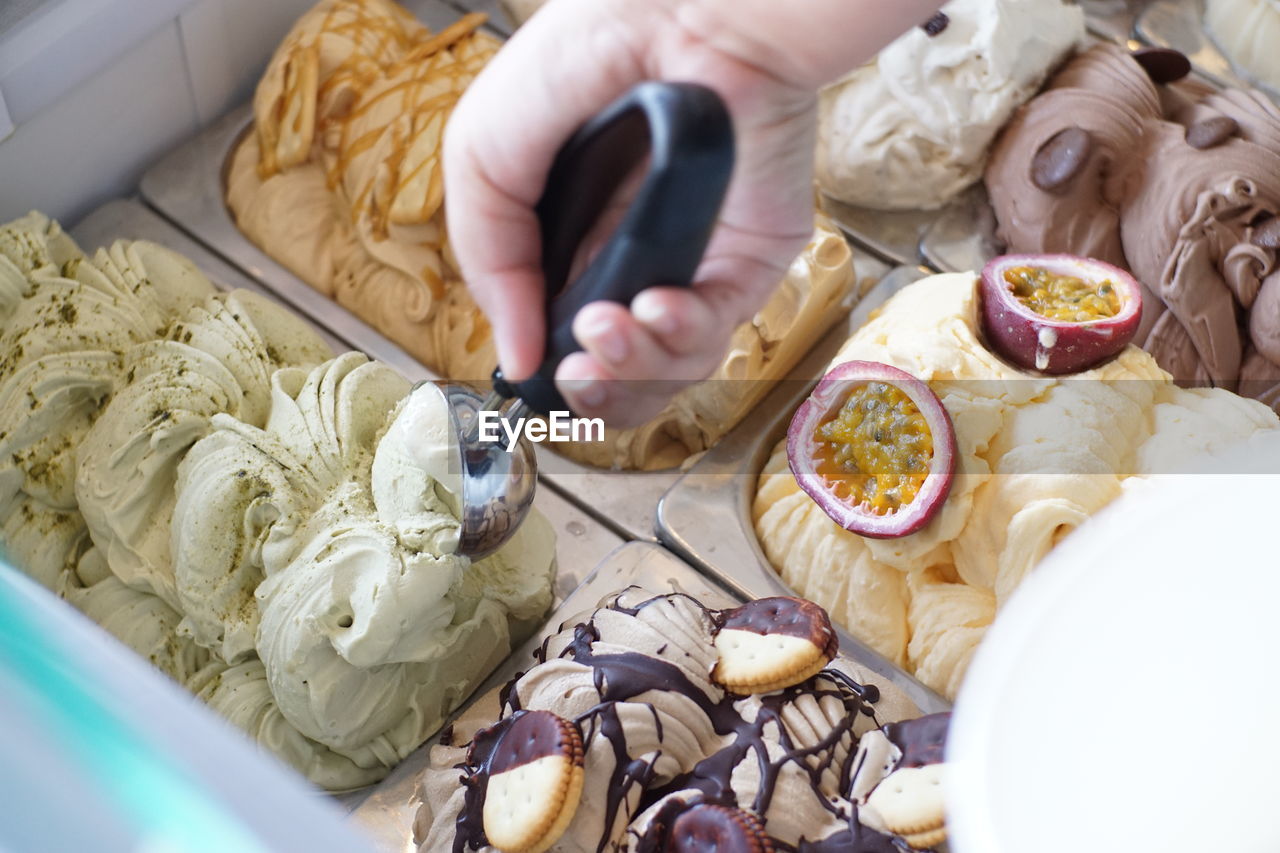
633, 296, 679, 335
582, 315, 629, 364
575, 379, 607, 409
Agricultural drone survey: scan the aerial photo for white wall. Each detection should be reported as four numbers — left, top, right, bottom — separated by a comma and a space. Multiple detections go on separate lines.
0, 0, 325, 225
0, 0, 503, 227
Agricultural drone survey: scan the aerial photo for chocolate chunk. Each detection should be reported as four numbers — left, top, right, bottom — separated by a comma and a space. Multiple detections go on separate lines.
667, 804, 774, 853
720, 597, 838, 658
919, 12, 949, 37
488, 710, 582, 775
1131, 47, 1192, 84
1185, 116, 1239, 149
1030, 127, 1093, 193
1252, 216, 1280, 249
884, 712, 951, 769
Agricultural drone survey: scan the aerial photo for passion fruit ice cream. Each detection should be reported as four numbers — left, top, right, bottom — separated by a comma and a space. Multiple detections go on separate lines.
985, 43, 1280, 409
754, 271, 1279, 698
413, 587, 952, 852
0, 212, 556, 790
226, 0, 858, 470
816, 0, 1084, 211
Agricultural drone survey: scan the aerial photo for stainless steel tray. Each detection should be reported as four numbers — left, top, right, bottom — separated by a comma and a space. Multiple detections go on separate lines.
137, 0, 888, 542
346, 539, 941, 852
819, 189, 975, 270
655, 266, 950, 717
69, 199, 626, 606
1078, 0, 1144, 45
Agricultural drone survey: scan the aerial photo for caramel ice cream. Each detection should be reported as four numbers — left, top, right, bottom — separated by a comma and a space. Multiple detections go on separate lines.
753, 272, 1279, 698
986, 44, 1280, 409
414, 586, 951, 852
0, 212, 557, 791
226, 0, 858, 470
816, 0, 1084, 211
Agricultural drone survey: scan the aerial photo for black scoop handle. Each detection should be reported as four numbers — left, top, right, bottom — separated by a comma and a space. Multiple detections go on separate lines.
491, 81, 734, 415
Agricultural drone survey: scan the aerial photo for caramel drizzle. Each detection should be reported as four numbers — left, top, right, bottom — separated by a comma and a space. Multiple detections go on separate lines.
253, 0, 493, 302
332, 21, 489, 234
258, 0, 421, 177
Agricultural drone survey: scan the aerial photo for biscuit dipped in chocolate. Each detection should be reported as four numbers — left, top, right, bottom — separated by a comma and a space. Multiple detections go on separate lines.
477, 711, 585, 853
713, 597, 839, 694
666, 805, 773, 853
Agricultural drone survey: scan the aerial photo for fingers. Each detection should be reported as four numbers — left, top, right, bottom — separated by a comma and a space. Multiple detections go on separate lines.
556, 288, 735, 426
444, 0, 652, 380
556, 353, 675, 429
478, 265, 546, 382
445, 0, 828, 425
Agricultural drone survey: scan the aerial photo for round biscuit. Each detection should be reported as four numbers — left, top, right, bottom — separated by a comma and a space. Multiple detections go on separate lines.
862, 764, 945, 837
902, 825, 948, 850
713, 628, 826, 693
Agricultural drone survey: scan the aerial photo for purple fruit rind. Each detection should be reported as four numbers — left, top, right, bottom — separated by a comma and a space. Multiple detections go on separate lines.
786, 361, 956, 539
980, 254, 1142, 375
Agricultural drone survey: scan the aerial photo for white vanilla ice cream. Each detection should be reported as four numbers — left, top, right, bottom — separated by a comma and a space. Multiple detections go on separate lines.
817, 0, 1085, 210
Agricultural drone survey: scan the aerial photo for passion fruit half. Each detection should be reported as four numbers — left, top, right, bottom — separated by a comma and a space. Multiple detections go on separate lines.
787, 361, 956, 539
980, 254, 1142, 374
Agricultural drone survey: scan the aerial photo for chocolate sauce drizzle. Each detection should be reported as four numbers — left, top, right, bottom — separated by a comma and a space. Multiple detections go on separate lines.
449, 588, 941, 853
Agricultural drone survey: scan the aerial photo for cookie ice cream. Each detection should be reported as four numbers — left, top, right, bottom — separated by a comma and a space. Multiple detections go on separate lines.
413, 587, 951, 851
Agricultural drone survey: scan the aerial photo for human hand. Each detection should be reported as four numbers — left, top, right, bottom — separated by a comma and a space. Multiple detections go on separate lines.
444, 0, 943, 426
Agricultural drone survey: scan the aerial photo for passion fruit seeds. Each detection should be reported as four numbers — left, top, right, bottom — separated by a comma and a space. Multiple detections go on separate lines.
813, 382, 933, 515
980, 253, 1142, 374
788, 361, 955, 539
1003, 265, 1120, 323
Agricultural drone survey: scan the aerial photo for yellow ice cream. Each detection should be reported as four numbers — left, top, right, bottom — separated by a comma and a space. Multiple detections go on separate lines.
753, 273, 1279, 698
226, 0, 859, 470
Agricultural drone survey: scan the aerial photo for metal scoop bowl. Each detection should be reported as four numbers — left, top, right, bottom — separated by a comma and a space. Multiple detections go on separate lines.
429, 383, 535, 560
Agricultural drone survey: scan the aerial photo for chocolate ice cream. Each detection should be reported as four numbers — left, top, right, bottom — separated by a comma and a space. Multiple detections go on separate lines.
986, 44, 1280, 407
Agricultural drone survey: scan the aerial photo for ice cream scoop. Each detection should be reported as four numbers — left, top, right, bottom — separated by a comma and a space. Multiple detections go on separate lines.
437, 81, 734, 558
